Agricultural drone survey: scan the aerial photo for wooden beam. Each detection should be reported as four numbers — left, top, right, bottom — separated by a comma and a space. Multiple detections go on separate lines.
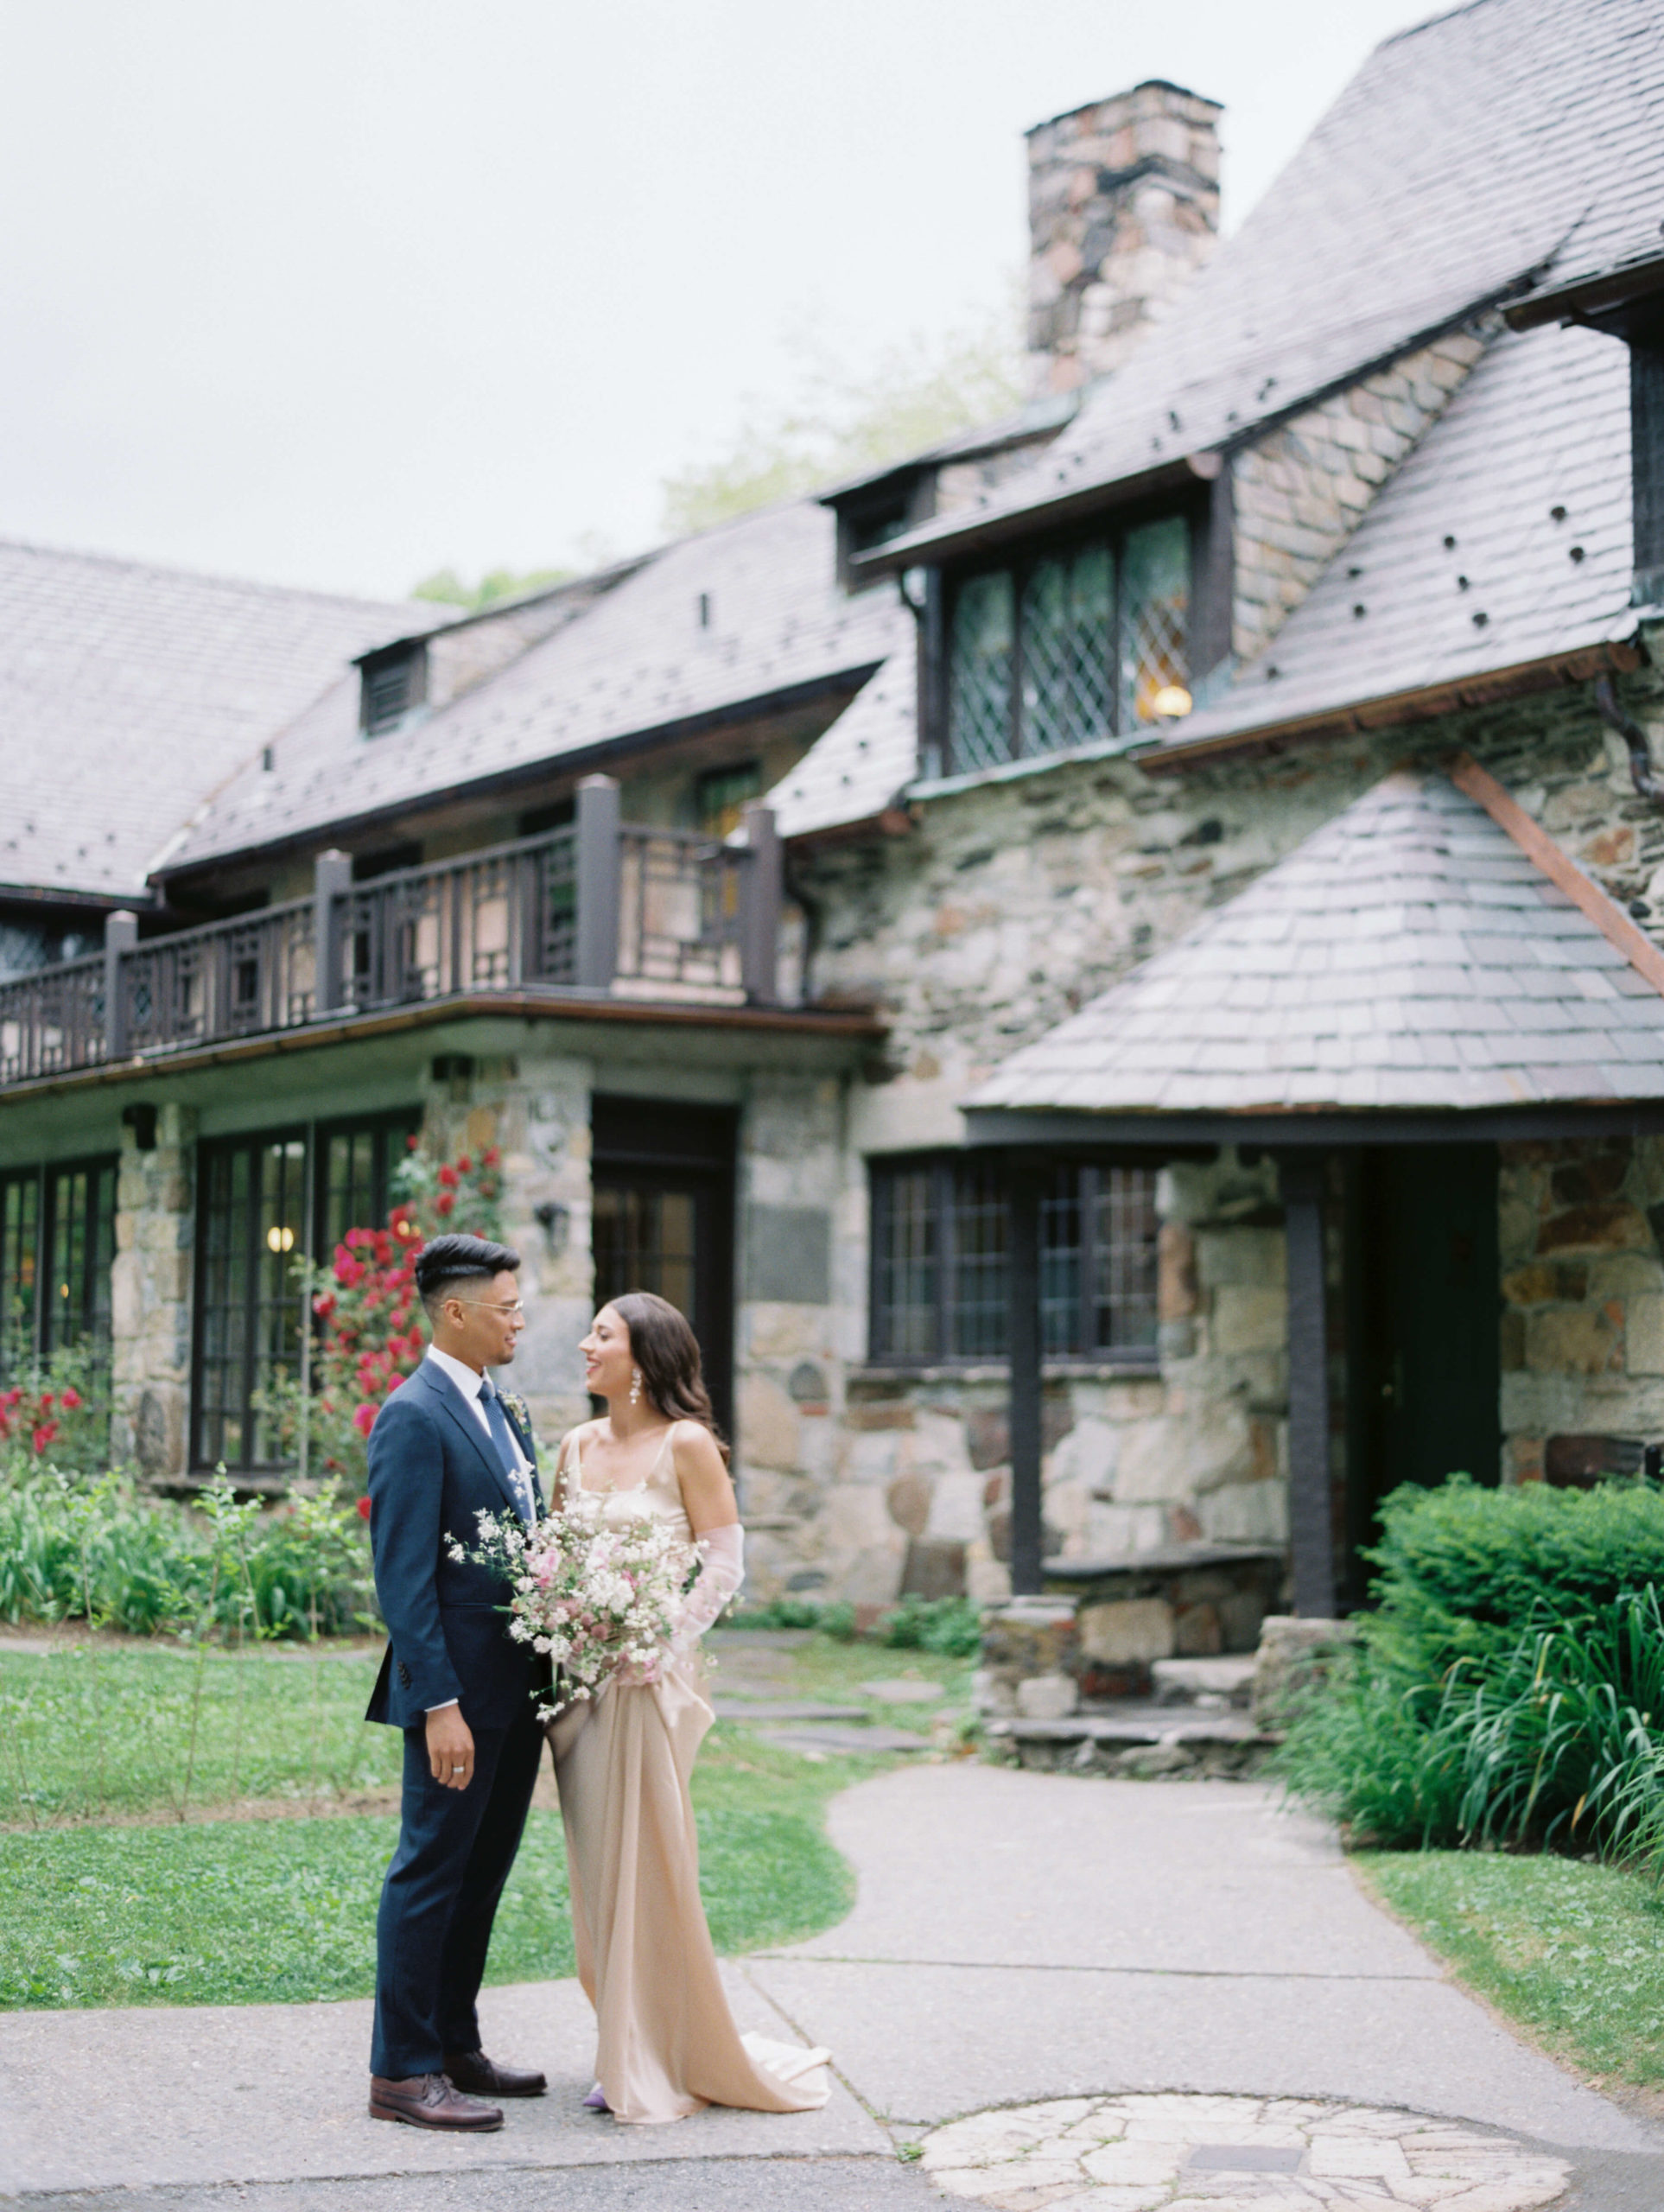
1280, 1153, 1337, 1618
1007, 1164, 1045, 1597
1447, 751, 1664, 1002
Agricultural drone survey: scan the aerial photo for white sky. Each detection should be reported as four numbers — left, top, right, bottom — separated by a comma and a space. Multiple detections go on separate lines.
0, 0, 1433, 602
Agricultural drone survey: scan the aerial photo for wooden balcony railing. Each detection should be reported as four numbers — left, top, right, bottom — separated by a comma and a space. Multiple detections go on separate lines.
0, 776, 785, 1089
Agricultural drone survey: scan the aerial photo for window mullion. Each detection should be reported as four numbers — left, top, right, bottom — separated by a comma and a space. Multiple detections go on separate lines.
937, 1161, 956, 1363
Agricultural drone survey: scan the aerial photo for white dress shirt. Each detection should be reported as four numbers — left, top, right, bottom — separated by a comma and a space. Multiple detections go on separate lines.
422, 1346, 536, 1713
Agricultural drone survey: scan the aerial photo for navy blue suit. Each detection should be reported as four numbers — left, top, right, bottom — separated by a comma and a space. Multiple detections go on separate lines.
365, 1357, 547, 2081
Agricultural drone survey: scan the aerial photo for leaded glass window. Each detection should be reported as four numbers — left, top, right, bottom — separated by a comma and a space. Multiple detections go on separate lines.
1020, 543, 1115, 759
1120, 516, 1190, 733
943, 512, 1191, 773
946, 570, 1015, 772
870, 1159, 1159, 1364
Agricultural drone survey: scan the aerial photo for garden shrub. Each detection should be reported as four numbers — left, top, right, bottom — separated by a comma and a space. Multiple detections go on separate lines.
0, 1468, 375, 1641
730, 1592, 980, 1655
1278, 1476, 1664, 1865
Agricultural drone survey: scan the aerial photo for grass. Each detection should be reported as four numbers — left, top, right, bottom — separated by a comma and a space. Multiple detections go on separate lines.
1359, 1848, 1664, 2091
0, 1630, 965, 2011
0, 1643, 403, 1824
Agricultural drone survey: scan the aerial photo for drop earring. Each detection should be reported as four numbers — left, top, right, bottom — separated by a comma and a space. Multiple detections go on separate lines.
629, 1368, 643, 1407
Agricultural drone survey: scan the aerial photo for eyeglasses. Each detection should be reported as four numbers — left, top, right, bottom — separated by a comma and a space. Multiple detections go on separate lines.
452, 1298, 525, 1316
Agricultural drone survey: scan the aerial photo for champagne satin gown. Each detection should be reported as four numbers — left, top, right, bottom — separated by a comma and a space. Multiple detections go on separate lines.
546, 1424, 832, 2125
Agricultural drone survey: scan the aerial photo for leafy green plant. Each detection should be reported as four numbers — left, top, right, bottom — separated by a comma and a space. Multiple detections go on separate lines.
729, 1592, 981, 1655
1278, 1478, 1664, 1867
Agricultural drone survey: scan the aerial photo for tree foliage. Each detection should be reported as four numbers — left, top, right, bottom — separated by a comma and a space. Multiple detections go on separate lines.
659, 308, 1026, 537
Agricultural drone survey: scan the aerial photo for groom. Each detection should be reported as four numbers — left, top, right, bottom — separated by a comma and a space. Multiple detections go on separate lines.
365, 1232, 549, 2132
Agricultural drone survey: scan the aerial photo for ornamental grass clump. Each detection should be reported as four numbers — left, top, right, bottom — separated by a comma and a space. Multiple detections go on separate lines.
1277, 1477, 1664, 1871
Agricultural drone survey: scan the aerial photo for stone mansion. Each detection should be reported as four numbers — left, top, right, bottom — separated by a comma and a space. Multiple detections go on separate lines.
4, 0, 1664, 1648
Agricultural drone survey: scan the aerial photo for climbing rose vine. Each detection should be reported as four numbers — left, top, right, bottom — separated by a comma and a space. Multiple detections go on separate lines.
270, 1144, 505, 1493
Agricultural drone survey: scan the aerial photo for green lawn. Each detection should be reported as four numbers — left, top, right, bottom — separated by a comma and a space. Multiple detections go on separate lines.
1359, 1849, 1664, 2090
0, 1635, 946, 2010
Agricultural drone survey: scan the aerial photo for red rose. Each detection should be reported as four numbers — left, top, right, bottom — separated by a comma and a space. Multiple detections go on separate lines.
437, 1164, 459, 1190
357, 1494, 372, 1519
352, 1402, 378, 1437
435, 1192, 454, 1217
483, 1147, 500, 1167
456, 1155, 472, 1174
60, 1387, 81, 1410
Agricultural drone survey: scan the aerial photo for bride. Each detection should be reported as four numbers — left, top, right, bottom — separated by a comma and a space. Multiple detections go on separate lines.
546, 1290, 831, 2126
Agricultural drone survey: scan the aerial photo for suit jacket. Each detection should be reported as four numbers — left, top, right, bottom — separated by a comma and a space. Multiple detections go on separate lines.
364, 1357, 546, 1732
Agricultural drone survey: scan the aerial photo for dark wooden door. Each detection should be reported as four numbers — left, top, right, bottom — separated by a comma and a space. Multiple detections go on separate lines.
590, 1096, 736, 1439
1350, 1143, 1500, 1592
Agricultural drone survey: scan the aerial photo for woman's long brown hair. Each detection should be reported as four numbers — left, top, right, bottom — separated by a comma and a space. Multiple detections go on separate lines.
607, 1290, 730, 1462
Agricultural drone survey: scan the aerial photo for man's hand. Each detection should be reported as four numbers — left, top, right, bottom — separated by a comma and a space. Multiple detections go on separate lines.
426, 1704, 475, 1790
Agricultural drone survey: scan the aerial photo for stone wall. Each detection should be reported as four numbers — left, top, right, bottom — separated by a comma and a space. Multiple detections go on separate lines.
110, 1103, 197, 1479
1231, 327, 1488, 661
1500, 1134, 1664, 1484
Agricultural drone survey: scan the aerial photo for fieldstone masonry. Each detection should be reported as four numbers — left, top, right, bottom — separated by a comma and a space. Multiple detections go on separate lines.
1025, 82, 1222, 395
110, 1103, 196, 1479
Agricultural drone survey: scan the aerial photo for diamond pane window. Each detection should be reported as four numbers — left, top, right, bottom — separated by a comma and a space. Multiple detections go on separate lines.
871, 1160, 1159, 1364
947, 569, 1015, 772
943, 512, 1191, 774
1120, 516, 1191, 732
1020, 544, 1115, 760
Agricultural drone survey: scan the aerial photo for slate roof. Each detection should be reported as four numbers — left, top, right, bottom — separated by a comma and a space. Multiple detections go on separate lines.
873, 0, 1661, 573
162, 499, 906, 876
0, 539, 428, 903
1150, 318, 1634, 759
967, 768, 1664, 1117
767, 626, 918, 838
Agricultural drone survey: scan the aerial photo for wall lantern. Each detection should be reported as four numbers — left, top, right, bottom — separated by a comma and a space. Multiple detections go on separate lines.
533, 1199, 570, 1257
1151, 683, 1194, 720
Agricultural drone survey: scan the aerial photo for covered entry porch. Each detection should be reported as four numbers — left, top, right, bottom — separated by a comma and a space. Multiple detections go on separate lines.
963, 761, 1664, 1634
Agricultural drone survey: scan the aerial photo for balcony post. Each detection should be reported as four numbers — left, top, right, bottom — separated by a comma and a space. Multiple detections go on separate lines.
575, 775, 621, 993
104, 910, 137, 1059
313, 849, 352, 1015
739, 802, 782, 1005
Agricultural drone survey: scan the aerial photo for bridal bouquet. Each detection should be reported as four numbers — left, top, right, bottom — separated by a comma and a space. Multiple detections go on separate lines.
454, 1489, 696, 1716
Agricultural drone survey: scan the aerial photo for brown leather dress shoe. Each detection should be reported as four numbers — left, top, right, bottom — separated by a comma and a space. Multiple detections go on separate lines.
442, 2048, 548, 2098
369, 2073, 504, 2130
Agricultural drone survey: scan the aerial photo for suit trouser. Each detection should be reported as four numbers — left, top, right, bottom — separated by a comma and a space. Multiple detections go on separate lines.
371, 1707, 544, 2080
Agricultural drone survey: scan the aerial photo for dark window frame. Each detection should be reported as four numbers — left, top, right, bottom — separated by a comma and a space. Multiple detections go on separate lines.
191, 1126, 310, 1475
0, 1154, 117, 1382
930, 494, 1210, 779
313, 1107, 423, 1256
358, 640, 429, 737
867, 1154, 1159, 1368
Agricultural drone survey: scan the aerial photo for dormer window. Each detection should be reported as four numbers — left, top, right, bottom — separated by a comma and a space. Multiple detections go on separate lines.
829, 469, 934, 591
942, 512, 1190, 775
359, 640, 428, 737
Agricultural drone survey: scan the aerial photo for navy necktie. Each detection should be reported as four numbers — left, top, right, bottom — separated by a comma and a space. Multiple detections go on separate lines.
480, 1379, 533, 1520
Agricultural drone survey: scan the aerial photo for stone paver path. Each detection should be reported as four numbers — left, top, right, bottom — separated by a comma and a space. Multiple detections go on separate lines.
919, 2094, 1572, 2209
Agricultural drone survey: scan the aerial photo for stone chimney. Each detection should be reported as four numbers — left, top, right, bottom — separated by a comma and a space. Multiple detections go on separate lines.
1026, 80, 1223, 396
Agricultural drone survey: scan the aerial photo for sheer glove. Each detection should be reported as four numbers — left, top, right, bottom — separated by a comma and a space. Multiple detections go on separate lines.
672, 1522, 745, 1656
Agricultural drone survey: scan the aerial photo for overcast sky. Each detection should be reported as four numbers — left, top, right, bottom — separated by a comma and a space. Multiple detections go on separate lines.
0, 1, 1433, 602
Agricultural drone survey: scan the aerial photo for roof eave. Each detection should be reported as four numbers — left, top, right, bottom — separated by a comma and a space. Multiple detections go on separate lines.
852, 454, 1222, 577
1504, 251, 1664, 333
1138, 638, 1643, 774
961, 1100, 1664, 1147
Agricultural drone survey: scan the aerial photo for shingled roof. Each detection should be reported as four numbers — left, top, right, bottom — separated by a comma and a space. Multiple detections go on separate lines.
871, 0, 1661, 575
161, 499, 905, 876
0, 539, 427, 904
1147, 318, 1635, 761
966, 766, 1664, 1118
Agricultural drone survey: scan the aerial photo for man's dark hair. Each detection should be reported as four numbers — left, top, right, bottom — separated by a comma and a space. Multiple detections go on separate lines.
416, 1234, 521, 1320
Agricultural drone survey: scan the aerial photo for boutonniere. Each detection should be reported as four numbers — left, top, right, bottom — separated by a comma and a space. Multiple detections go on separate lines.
500, 1389, 532, 1436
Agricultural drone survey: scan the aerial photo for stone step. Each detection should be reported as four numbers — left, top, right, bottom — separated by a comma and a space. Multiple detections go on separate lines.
987, 1702, 1276, 1780
1149, 1656, 1257, 1709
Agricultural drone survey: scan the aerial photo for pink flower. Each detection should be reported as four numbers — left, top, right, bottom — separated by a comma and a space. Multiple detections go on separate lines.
352, 1402, 378, 1437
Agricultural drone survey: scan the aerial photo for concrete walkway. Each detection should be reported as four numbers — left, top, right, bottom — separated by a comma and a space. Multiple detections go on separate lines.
4, 1766, 1663, 2209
